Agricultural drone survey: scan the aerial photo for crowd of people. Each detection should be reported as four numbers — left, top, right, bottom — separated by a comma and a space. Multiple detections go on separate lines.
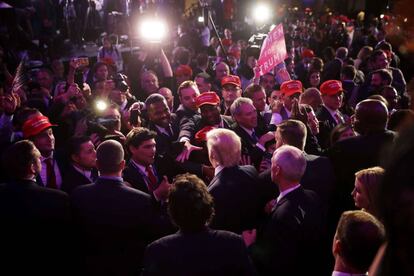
1, 1, 414, 275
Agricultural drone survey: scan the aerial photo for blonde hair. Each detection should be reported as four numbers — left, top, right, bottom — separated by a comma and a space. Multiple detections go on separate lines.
206, 128, 241, 167
355, 166, 385, 217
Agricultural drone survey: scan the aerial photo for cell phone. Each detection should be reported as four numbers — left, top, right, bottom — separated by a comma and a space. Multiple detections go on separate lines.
75, 57, 89, 67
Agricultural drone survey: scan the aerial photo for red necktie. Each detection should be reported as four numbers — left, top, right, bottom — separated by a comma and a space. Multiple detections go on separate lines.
45, 158, 57, 189
145, 166, 158, 192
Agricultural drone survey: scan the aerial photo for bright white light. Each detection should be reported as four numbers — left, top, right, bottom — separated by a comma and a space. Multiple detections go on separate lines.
139, 19, 167, 43
380, 14, 384, 19
198, 16, 204, 23
404, 18, 408, 23
96, 100, 108, 111
253, 3, 272, 24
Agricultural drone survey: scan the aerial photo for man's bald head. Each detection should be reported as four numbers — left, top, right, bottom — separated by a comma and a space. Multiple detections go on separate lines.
96, 140, 125, 174
354, 99, 388, 135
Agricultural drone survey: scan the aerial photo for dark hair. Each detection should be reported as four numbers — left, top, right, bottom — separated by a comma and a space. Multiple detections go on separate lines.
370, 50, 387, 64
336, 210, 385, 272
244, 83, 264, 99
196, 52, 209, 67
330, 123, 353, 145
145, 93, 166, 107
2, 140, 39, 179
372, 69, 393, 85
341, 65, 356, 81
67, 136, 91, 157
277, 120, 307, 151
168, 173, 214, 232
12, 108, 41, 130
376, 41, 392, 52
125, 127, 157, 154
92, 62, 108, 75
195, 72, 212, 83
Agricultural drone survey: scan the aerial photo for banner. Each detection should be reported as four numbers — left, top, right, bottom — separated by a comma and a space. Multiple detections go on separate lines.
255, 24, 288, 78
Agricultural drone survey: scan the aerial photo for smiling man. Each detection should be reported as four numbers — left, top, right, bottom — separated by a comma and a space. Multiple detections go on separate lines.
123, 127, 170, 201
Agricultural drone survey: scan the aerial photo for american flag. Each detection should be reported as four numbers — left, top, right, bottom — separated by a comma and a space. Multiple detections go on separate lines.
11, 51, 28, 93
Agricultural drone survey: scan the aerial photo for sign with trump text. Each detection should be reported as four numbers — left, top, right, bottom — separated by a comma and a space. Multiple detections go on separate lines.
254, 24, 288, 78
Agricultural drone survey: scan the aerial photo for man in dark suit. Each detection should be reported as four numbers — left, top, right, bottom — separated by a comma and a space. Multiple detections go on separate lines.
206, 128, 265, 234
176, 92, 234, 180
123, 127, 171, 201
329, 99, 395, 217
244, 83, 272, 136
246, 145, 325, 275
341, 65, 359, 108
22, 114, 67, 189
71, 140, 172, 275
142, 173, 255, 275
0, 140, 71, 275
61, 136, 98, 194
144, 94, 197, 178
322, 47, 347, 82
316, 80, 347, 149
230, 97, 271, 169
259, 119, 336, 209
175, 80, 200, 124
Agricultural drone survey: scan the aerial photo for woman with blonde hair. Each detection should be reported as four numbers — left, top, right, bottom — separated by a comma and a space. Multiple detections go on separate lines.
352, 166, 384, 218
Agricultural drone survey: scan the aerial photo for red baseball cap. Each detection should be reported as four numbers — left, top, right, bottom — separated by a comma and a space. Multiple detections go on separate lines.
302, 49, 315, 59
280, 80, 303, 97
196, 91, 221, 108
221, 75, 241, 88
22, 115, 57, 138
320, 80, 343, 96
175, 65, 193, 77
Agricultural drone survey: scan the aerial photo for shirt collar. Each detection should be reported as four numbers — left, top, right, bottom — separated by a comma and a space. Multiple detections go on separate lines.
40, 152, 54, 161
214, 165, 225, 176
98, 175, 123, 182
332, 271, 367, 276
240, 126, 254, 137
72, 164, 92, 180
131, 159, 149, 176
324, 105, 339, 118
155, 124, 171, 136
276, 184, 301, 203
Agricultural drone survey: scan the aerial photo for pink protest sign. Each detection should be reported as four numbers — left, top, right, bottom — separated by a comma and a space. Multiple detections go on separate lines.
255, 24, 288, 78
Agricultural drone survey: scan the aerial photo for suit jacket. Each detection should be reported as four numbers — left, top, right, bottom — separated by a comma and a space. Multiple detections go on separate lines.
258, 153, 336, 209
233, 125, 268, 169
61, 164, 98, 194
142, 227, 255, 276
179, 114, 234, 141
70, 177, 173, 275
316, 105, 344, 149
147, 115, 201, 178
35, 150, 68, 188
208, 165, 265, 234
0, 179, 71, 275
251, 187, 325, 275
122, 160, 161, 194
328, 130, 395, 213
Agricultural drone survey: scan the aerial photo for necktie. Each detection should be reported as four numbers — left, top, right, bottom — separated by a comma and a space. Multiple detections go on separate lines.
334, 113, 344, 124
251, 130, 258, 143
45, 158, 57, 189
145, 166, 158, 192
